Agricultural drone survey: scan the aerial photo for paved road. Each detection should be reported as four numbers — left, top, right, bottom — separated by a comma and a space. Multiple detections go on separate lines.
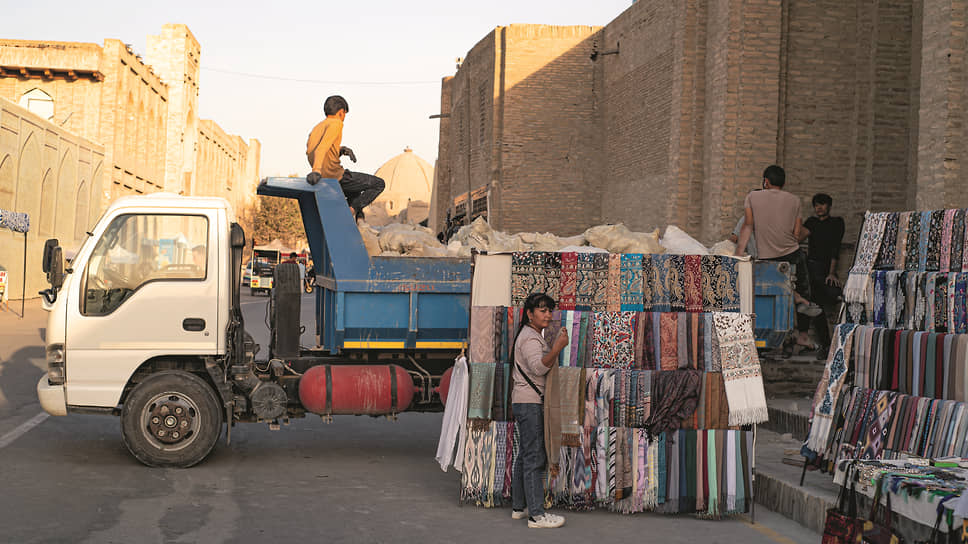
0, 294, 819, 543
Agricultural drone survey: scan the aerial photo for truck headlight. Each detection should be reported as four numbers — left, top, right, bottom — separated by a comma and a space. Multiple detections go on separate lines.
46, 343, 65, 385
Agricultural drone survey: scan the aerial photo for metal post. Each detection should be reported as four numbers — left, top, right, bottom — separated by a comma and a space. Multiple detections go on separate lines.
21, 232, 26, 318
750, 424, 757, 524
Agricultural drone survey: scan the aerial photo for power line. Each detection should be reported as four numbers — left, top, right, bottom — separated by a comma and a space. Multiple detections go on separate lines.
200, 66, 440, 86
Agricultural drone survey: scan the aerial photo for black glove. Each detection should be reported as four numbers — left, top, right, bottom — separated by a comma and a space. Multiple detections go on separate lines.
340, 146, 357, 163
306, 171, 322, 185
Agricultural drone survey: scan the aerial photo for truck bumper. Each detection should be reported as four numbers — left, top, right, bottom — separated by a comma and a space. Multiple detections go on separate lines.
36, 375, 67, 416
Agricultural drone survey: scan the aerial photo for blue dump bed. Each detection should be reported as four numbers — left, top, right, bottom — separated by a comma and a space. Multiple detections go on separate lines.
258, 177, 470, 354
258, 177, 794, 354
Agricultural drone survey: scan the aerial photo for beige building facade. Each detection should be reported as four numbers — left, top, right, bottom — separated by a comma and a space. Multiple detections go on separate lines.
433, 0, 964, 249
0, 24, 260, 299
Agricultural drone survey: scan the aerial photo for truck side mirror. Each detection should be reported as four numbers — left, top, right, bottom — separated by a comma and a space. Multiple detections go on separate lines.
49, 246, 65, 290
42, 238, 59, 273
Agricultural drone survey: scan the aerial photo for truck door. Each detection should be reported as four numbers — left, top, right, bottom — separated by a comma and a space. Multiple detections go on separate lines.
64, 212, 219, 407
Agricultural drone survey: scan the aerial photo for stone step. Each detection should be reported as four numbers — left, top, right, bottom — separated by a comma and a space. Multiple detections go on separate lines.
752, 427, 837, 534
761, 352, 826, 398
762, 398, 811, 441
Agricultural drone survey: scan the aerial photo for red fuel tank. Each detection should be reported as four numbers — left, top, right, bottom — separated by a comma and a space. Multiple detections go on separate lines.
436, 366, 454, 406
299, 365, 415, 415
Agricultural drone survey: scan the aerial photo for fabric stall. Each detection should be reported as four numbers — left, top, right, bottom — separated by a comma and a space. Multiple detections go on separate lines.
804, 207, 968, 541
0, 208, 30, 317
437, 251, 767, 518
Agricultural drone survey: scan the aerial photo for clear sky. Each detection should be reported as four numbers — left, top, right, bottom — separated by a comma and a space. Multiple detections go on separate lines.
5, 0, 633, 178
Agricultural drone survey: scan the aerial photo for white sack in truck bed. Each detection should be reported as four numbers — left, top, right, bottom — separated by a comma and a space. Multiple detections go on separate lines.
359, 215, 735, 258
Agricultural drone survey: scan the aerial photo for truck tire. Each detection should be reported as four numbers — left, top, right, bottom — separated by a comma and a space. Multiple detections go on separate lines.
120, 370, 222, 468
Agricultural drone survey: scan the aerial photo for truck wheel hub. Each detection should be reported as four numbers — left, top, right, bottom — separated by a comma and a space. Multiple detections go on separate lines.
145, 394, 197, 446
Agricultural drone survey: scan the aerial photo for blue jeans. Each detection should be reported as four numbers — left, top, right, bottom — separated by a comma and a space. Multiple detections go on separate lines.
511, 403, 546, 517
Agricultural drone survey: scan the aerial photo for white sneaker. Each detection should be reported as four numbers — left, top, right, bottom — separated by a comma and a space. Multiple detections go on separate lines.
511, 509, 528, 520
797, 302, 823, 317
528, 513, 565, 528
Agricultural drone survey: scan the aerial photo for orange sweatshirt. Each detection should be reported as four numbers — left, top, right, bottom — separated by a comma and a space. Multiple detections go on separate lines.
305, 116, 344, 179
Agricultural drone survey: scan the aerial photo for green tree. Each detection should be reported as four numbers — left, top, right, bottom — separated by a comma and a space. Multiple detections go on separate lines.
249, 195, 306, 250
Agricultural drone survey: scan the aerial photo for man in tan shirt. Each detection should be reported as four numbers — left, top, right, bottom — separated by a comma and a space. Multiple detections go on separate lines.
306, 95, 385, 220
735, 165, 822, 351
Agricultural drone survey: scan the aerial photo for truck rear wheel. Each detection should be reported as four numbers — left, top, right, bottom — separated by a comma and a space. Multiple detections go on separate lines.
121, 370, 222, 468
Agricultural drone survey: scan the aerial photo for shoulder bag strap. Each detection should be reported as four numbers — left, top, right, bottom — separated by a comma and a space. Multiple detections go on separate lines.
514, 361, 544, 402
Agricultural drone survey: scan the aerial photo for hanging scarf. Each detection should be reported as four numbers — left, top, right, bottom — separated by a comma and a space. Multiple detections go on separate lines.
926, 210, 944, 271
895, 212, 912, 271
470, 306, 496, 364
875, 212, 900, 269
575, 253, 596, 311
559, 252, 578, 310
593, 311, 636, 368
713, 312, 769, 425
511, 252, 544, 307
467, 362, 495, 422
659, 312, 679, 370
905, 211, 922, 271
591, 253, 609, 312
645, 369, 702, 435
846, 211, 888, 302
606, 253, 622, 312
941, 209, 957, 272
557, 367, 584, 447
684, 255, 703, 313
620, 253, 644, 311
952, 209, 966, 272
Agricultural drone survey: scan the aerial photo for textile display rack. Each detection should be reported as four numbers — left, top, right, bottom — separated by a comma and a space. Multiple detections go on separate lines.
801, 207, 968, 536
0, 208, 30, 318
436, 250, 768, 521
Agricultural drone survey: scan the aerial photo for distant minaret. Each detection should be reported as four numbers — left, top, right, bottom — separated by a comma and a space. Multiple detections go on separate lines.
146, 24, 200, 196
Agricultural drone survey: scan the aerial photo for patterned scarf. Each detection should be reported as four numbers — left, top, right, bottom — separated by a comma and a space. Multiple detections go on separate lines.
645, 370, 702, 436
591, 253, 609, 312
544, 252, 561, 301
952, 209, 966, 272
467, 362, 495, 421
511, 252, 542, 307
558, 367, 584, 447
470, 306, 496, 364
559, 252, 578, 310
846, 211, 888, 302
926, 210, 945, 271
606, 254, 622, 312
620, 253, 644, 311
684, 255, 703, 312
941, 209, 957, 272
576, 253, 596, 311
593, 311, 636, 369
905, 211, 922, 271
659, 312, 679, 370
875, 212, 900, 269
895, 212, 911, 271
712, 312, 769, 425
0, 208, 30, 233
860, 391, 897, 459
702, 256, 741, 312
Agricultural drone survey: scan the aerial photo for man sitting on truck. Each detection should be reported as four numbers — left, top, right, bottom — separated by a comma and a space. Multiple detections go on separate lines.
305, 95, 385, 221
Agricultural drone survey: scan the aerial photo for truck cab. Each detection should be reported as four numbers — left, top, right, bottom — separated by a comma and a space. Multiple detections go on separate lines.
37, 193, 242, 467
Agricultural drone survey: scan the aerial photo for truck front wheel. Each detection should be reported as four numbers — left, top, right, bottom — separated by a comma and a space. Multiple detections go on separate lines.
120, 370, 222, 468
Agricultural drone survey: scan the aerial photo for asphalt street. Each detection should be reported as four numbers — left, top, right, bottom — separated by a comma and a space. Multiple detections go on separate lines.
0, 293, 820, 544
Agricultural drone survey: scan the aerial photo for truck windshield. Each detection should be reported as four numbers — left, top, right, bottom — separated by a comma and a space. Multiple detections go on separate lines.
82, 214, 209, 316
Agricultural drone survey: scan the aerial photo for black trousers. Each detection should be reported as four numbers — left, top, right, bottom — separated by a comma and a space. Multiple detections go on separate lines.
340, 170, 385, 211
805, 258, 842, 349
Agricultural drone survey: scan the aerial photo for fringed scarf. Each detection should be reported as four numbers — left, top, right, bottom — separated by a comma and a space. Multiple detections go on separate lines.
806, 323, 859, 452
713, 312, 769, 425
558, 367, 585, 447
846, 211, 888, 302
